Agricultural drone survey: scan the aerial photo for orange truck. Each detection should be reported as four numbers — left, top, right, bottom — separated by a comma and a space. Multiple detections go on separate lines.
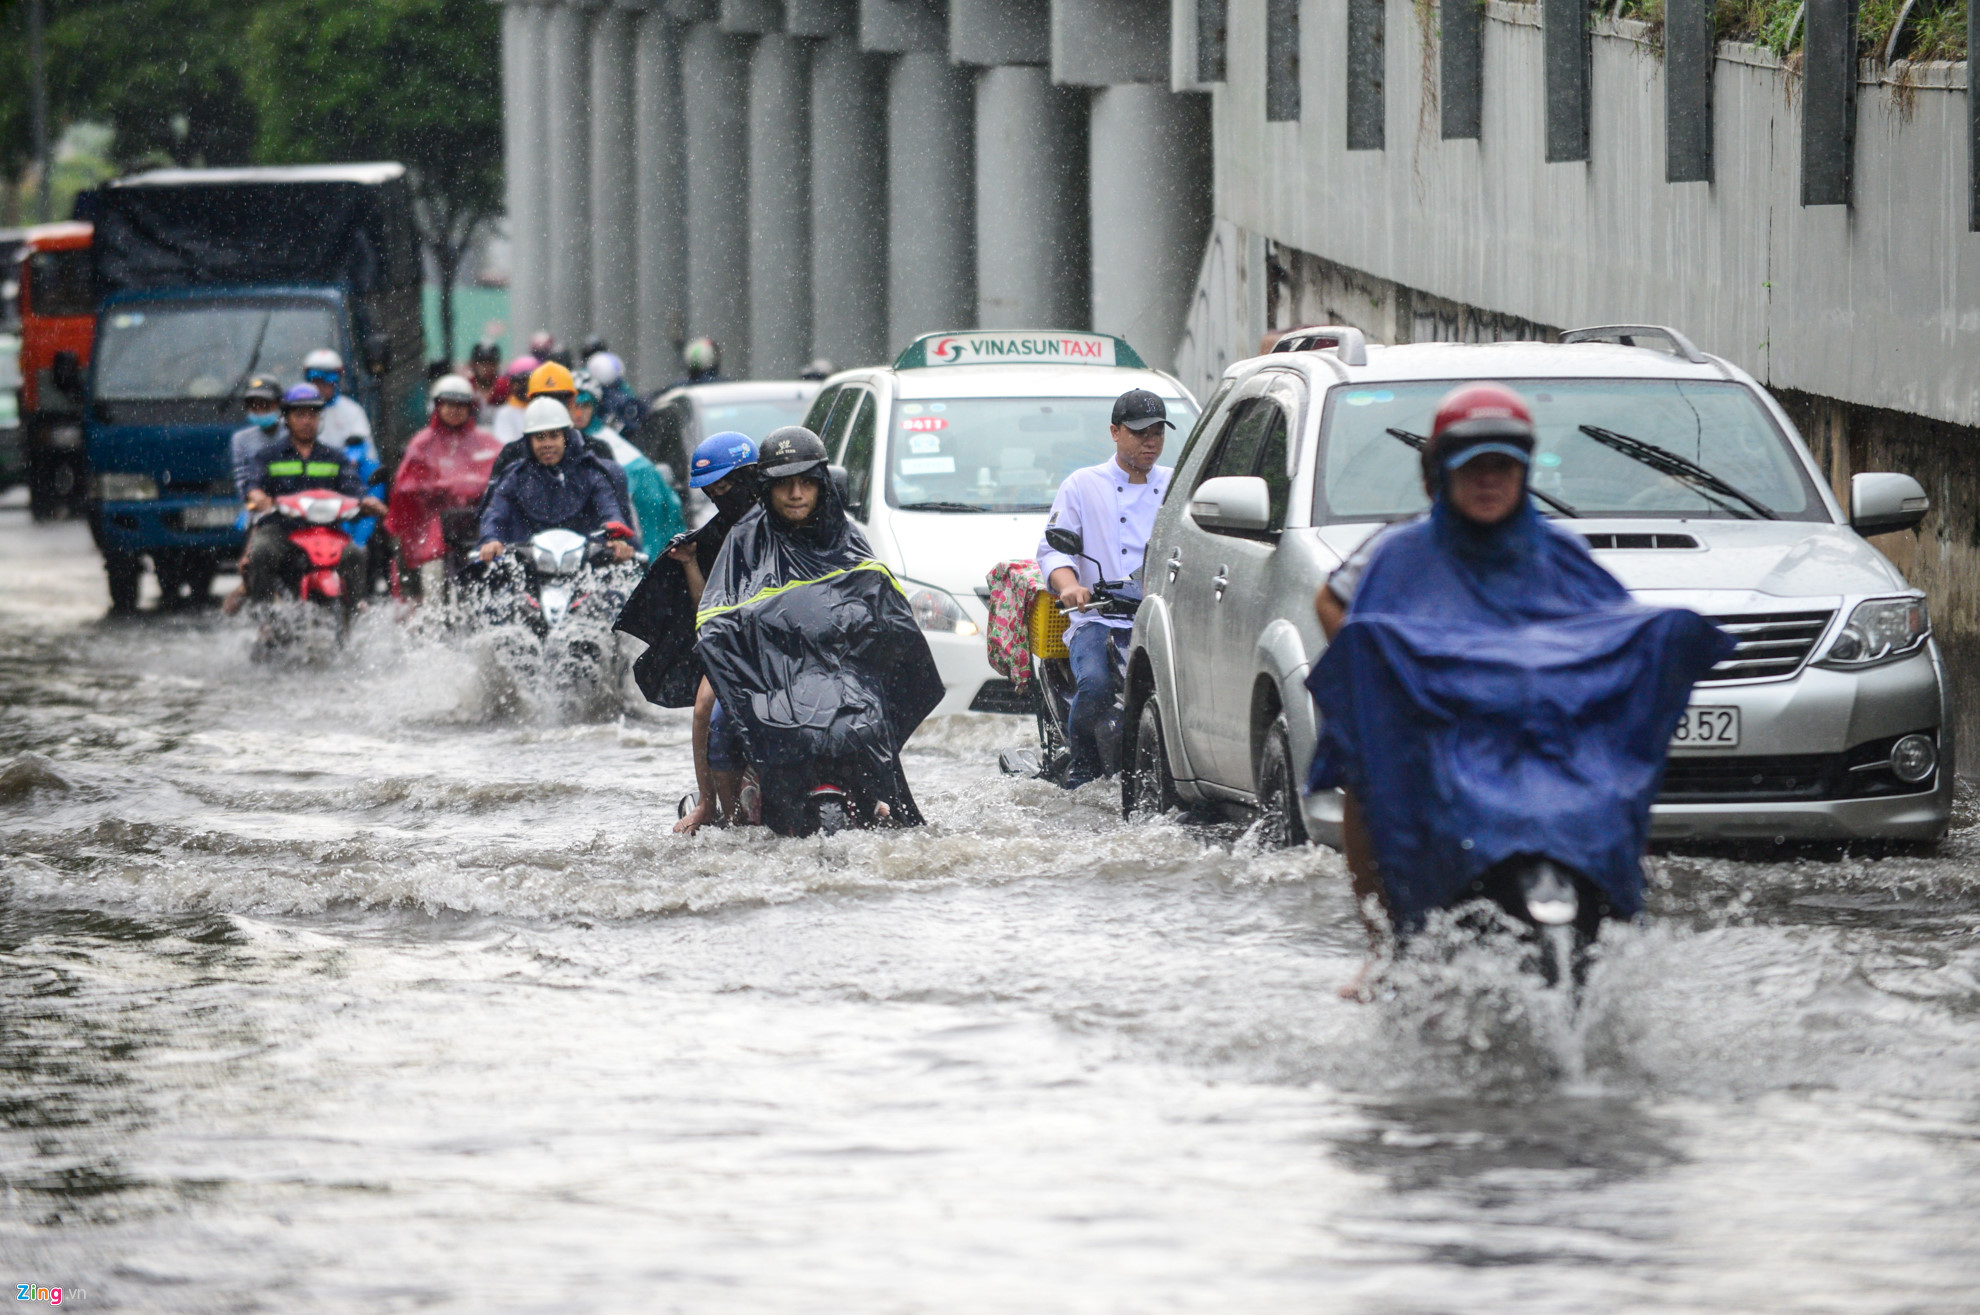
14, 221, 95, 519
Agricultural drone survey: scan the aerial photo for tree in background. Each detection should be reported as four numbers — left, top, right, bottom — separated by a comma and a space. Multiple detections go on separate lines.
244, 0, 502, 365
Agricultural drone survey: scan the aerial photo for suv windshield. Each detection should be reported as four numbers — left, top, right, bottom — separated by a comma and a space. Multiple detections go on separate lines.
885, 394, 1198, 512
1318, 378, 1825, 522
93, 299, 339, 402
697, 396, 814, 442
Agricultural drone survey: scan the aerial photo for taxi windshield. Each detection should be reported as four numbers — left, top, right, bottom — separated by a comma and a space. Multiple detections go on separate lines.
885, 395, 1197, 513
1317, 378, 1826, 523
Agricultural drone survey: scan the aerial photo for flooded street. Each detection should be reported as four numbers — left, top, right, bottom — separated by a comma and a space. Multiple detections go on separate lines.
2, 498, 1978, 1312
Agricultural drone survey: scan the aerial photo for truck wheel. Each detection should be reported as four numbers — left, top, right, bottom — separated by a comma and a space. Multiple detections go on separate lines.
105, 553, 143, 616
1256, 713, 1308, 848
1123, 696, 1179, 819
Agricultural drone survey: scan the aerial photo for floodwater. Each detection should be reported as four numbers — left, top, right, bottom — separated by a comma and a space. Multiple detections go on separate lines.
2, 498, 1978, 1313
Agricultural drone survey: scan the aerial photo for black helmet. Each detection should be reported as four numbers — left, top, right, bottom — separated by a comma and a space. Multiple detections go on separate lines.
242, 374, 283, 404
580, 334, 609, 359
469, 338, 502, 363
759, 426, 830, 479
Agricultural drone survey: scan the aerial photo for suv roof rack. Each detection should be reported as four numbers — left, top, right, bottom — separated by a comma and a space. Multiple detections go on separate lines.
1269, 325, 1369, 367
1560, 324, 1709, 365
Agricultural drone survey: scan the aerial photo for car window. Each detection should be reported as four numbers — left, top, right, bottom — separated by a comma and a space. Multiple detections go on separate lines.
802, 383, 841, 433
883, 394, 1199, 513
1170, 377, 1235, 485
822, 386, 862, 460
1193, 397, 1292, 532
696, 395, 816, 445
840, 391, 877, 519
26, 249, 92, 318
1315, 378, 1824, 523
1256, 406, 1292, 529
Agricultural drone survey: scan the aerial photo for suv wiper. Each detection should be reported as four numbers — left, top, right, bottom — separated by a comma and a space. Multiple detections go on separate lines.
1577, 424, 1778, 520
1384, 427, 1581, 518
896, 501, 988, 513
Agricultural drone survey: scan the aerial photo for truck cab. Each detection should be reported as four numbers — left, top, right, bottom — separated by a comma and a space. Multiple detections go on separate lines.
14, 222, 95, 519
81, 165, 424, 613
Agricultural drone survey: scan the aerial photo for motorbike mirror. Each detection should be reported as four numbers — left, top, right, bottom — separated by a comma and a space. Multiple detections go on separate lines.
1045, 526, 1084, 558
362, 332, 393, 376
51, 350, 83, 401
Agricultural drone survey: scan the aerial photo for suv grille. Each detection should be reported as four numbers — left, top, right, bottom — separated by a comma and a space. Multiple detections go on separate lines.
1696, 610, 1834, 683
1659, 734, 1936, 803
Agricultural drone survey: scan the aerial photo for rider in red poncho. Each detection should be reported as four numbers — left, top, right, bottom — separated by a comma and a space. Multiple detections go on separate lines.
386, 374, 505, 600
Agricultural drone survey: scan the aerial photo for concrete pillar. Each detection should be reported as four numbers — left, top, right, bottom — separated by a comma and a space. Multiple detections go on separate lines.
545, 1, 595, 348
886, 51, 976, 354
588, 5, 639, 367
633, 9, 687, 390
747, 35, 812, 379
1087, 83, 1210, 371
681, 22, 753, 377
809, 35, 889, 371
974, 65, 1086, 329
502, 1, 551, 356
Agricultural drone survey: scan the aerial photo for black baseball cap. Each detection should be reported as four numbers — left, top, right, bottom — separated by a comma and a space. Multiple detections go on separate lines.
1112, 389, 1173, 432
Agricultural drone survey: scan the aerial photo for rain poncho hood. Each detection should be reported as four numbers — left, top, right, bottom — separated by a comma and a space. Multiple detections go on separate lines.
614, 473, 759, 708
1307, 498, 1733, 927
386, 416, 503, 568
692, 474, 944, 813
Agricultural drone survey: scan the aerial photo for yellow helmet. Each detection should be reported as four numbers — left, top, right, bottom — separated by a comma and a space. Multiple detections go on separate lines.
526, 360, 576, 398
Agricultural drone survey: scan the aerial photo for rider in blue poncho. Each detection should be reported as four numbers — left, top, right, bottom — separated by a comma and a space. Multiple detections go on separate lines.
1307, 382, 1733, 985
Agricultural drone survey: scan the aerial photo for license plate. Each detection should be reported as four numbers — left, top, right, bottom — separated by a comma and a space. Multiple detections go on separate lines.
179, 502, 241, 529
1672, 706, 1740, 748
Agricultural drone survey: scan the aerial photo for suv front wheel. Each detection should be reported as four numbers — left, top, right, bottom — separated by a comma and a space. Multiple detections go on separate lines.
1123, 696, 1179, 819
1255, 712, 1308, 848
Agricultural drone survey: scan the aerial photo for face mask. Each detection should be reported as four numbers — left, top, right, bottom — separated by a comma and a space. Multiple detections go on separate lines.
249, 411, 280, 430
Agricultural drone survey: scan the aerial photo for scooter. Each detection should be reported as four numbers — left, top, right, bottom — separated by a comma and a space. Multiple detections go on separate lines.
249, 490, 363, 658
997, 526, 1142, 784
1442, 855, 1612, 988
466, 522, 646, 710
677, 762, 898, 838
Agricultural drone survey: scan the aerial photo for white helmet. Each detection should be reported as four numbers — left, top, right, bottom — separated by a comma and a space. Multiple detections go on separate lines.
522, 397, 574, 435
584, 351, 624, 388
303, 348, 344, 373
429, 374, 476, 406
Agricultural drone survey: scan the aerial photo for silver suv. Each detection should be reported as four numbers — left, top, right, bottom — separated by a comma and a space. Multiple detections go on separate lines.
1123, 325, 1952, 845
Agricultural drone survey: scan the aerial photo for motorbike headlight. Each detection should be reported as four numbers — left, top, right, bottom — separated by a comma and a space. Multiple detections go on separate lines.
1819, 596, 1930, 667
94, 472, 158, 501
903, 580, 980, 636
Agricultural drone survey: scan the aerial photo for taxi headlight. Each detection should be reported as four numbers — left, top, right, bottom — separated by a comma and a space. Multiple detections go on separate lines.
903, 580, 979, 637
1819, 597, 1930, 667
94, 472, 158, 501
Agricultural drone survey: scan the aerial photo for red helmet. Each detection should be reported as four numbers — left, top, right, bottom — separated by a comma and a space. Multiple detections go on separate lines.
1427, 381, 1535, 475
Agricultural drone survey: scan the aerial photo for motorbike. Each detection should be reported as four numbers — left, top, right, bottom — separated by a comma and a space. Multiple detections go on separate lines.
1445, 854, 1611, 988
466, 523, 646, 712
997, 526, 1142, 785
249, 489, 362, 657
676, 762, 902, 838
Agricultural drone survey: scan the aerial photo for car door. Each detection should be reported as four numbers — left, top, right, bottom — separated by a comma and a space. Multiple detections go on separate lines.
1166, 378, 1277, 783
1202, 374, 1302, 789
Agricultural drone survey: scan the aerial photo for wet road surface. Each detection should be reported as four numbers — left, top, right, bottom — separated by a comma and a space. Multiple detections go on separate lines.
2, 497, 1978, 1312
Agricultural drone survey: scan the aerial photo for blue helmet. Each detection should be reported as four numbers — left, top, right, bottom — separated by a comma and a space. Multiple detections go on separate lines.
689, 431, 757, 488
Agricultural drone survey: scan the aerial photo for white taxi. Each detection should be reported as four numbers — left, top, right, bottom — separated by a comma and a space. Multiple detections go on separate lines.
802, 330, 1199, 715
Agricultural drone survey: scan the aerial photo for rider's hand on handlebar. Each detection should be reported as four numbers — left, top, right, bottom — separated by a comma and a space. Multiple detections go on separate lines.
1058, 582, 1093, 610
360, 495, 388, 519
245, 490, 273, 513
479, 541, 503, 562
610, 540, 636, 563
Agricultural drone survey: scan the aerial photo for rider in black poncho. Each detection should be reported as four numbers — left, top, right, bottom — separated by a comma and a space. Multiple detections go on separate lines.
693, 427, 945, 834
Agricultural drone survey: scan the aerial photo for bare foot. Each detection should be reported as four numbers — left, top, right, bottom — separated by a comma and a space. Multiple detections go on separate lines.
221, 583, 248, 616
1338, 958, 1381, 1002
674, 799, 715, 835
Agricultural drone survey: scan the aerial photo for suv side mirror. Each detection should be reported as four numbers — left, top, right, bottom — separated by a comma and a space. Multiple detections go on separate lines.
1850, 472, 1929, 536
1189, 475, 1272, 533
362, 332, 393, 376
51, 350, 83, 400
1045, 526, 1084, 558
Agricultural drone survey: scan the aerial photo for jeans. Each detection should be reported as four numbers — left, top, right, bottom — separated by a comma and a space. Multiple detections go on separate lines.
243, 521, 366, 607
1065, 622, 1127, 782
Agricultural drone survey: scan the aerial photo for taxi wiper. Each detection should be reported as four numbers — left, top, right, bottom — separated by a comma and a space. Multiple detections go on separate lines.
896, 501, 988, 513
1578, 424, 1778, 520
1384, 427, 1581, 518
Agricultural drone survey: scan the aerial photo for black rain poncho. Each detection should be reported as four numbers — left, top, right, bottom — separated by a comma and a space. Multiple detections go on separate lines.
613, 479, 758, 708
693, 475, 944, 820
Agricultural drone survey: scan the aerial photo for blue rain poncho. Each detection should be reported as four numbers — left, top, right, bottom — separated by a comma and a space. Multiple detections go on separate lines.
1307, 499, 1733, 927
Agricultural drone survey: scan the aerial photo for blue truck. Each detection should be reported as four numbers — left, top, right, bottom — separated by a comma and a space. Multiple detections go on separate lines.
81, 164, 425, 612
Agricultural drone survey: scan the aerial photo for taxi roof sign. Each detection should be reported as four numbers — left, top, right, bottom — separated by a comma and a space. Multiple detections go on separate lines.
894, 330, 1148, 371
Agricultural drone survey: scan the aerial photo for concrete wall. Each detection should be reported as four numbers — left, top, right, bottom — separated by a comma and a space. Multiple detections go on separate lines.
1192, 0, 1978, 428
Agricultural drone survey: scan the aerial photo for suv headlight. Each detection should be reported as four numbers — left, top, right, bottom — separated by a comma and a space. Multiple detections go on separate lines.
93, 472, 158, 501
903, 580, 979, 636
1819, 596, 1930, 667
